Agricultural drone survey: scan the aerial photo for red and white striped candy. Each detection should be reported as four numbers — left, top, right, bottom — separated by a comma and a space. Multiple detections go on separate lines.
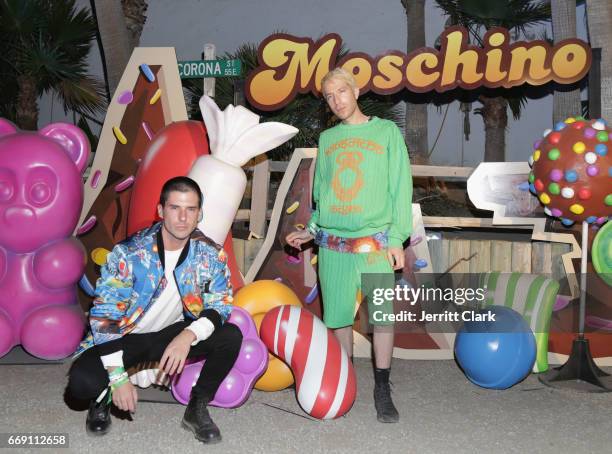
260, 305, 356, 419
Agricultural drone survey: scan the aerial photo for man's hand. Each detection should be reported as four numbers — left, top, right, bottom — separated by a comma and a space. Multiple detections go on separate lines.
159, 329, 195, 376
387, 247, 405, 270
111, 379, 138, 413
286, 230, 314, 249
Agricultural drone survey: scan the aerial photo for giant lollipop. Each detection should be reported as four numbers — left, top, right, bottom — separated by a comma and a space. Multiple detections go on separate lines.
528, 116, 611, 226
531, 116, 612, 391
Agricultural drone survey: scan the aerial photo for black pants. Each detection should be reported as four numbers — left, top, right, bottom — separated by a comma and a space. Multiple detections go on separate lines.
68, 321, 242, 402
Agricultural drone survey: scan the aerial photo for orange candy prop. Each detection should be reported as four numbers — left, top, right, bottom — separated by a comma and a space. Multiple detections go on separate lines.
232, 280, 302, 391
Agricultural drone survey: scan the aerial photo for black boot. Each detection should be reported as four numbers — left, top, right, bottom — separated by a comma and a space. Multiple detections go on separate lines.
86, 395, 112, 436
373, 368, 399, 423
182, 396, 222, 444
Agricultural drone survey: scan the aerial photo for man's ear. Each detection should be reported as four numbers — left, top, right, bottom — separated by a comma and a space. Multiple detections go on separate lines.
157, 204, 164, 219
198, 211, 203, 222
353, 87, 360, 100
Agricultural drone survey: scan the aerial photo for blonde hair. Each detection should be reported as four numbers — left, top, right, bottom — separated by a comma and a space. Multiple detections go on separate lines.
321, 67, 357, 92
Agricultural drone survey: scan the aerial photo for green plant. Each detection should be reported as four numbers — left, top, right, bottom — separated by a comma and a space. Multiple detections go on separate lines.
0, 0, 106, 129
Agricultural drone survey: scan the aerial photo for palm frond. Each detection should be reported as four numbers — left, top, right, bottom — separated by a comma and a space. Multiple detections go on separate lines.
0, 0, 105, 128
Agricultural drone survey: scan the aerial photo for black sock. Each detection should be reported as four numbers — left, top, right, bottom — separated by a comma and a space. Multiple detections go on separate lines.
374, 368, 390, 385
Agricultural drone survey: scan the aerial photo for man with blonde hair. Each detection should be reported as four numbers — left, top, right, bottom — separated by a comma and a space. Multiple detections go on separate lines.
287, 67, 413, 423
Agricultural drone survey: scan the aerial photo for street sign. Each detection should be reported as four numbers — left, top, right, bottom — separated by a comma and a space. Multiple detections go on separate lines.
178, 59, 242, 79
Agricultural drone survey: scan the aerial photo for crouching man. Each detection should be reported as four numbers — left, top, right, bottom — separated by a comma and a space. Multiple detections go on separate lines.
67, 177, 242, 444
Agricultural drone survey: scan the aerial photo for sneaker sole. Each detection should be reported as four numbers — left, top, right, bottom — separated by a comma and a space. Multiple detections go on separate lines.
181, 419, 222, 444
85, 424, 111, 437
86, 418, 111, 437
376, 414, 400, 423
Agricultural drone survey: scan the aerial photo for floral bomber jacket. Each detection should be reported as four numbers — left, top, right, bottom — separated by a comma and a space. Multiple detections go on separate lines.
76, 222, 233, 355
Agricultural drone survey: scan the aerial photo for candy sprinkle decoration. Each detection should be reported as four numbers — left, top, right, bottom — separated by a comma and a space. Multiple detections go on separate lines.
114, 175, 135, 192
286, 201, 299, 214
529, 117, 612, 224
139, 63, 155, 82
117, 90, 134, 104
90, 170, 101, 188
76, 215, 97, 235
91, 247, 111, 266
149, 88, 162, 105
112, 126, 127, 144
142, 121, 154, 140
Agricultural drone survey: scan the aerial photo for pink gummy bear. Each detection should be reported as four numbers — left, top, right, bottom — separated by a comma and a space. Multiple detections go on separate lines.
0, 120, 89, 360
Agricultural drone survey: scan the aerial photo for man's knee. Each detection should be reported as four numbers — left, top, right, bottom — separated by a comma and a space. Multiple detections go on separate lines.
217, 322, 243, 353
67, 361, 106, 400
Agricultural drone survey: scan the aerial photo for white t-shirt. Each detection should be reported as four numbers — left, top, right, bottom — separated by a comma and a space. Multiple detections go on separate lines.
131, 249, 183, 334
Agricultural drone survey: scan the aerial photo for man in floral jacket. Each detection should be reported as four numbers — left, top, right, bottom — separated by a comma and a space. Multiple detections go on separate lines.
68, 177, 241, 444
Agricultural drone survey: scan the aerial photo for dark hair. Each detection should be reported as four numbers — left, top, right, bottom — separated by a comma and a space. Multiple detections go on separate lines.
159, 176, 203, 207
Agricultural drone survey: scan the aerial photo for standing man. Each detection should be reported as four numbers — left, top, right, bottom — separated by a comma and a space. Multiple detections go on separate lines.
287, 68, 413, 423
68, 177, 242, 444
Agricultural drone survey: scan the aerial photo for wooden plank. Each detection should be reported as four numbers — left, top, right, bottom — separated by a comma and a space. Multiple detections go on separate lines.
411, 165, 473, 178
232, 238, 245, 274
448, 239, 471, 273
249, 157, 270, 237
244, 238, 264, 272
427, 234, 445, 274
267, 162, 472, 178
469, 240, 491, 273
531, 241, 552, 274
423, 217, 534, 229
202, 44, 216, 97
439, 238, 451, 275
269, 161, 289, 172
552, 242, 572, 288
490, 241, 512, 272
448, 239, 471, 288
511, 242, 532, 273
235, 208, 272, 221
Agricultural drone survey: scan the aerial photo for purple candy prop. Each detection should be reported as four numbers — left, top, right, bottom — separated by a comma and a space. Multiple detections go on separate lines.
171, 306, 268, 407
0, 119, 88, 359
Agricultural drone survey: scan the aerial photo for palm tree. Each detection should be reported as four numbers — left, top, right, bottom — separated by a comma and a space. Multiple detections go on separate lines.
551, 0, 581, 123
120, 0, 148, 48
182, 42, 404, 160
435, 0, 551, 161
401, 0, 429, 164
90, 0, 133, 98
586, 0, 612, 121
0, 0, 106, 130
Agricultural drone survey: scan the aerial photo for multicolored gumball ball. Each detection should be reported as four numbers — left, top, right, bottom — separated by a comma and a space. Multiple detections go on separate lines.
529, 116, 612, 226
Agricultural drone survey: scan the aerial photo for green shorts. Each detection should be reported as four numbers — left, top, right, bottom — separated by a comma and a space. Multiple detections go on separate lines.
318, 246, 395, 328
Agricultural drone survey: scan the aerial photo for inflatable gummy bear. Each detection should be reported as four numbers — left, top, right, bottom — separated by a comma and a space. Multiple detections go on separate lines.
0, 120, 89, 359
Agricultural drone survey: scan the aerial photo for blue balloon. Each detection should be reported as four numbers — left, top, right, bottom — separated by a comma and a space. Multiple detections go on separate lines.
454, 306, 536, 389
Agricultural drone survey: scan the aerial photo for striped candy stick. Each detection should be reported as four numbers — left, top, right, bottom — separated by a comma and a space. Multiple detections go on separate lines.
260, 305, 357, 419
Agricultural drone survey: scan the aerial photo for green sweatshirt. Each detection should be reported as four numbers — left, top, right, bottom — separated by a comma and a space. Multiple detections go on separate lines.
309, 116, 413, 248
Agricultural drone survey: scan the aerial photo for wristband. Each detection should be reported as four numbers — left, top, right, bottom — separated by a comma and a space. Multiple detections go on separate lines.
108, 366, 129, 391
110, 373, 129, 391
108, 366, 126, 380
306, 221, 319, 236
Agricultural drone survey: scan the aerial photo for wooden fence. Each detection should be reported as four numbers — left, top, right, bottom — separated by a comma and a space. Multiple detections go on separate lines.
231, 161, 570, 281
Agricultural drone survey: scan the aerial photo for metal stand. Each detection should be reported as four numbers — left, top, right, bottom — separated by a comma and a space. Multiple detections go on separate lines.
539, 221, 611, 392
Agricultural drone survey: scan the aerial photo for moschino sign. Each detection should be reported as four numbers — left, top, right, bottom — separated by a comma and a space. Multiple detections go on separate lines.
245, 27, 592, 111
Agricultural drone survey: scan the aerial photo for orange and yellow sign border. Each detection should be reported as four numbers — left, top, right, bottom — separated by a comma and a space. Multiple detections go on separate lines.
246, 27, 592, 111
